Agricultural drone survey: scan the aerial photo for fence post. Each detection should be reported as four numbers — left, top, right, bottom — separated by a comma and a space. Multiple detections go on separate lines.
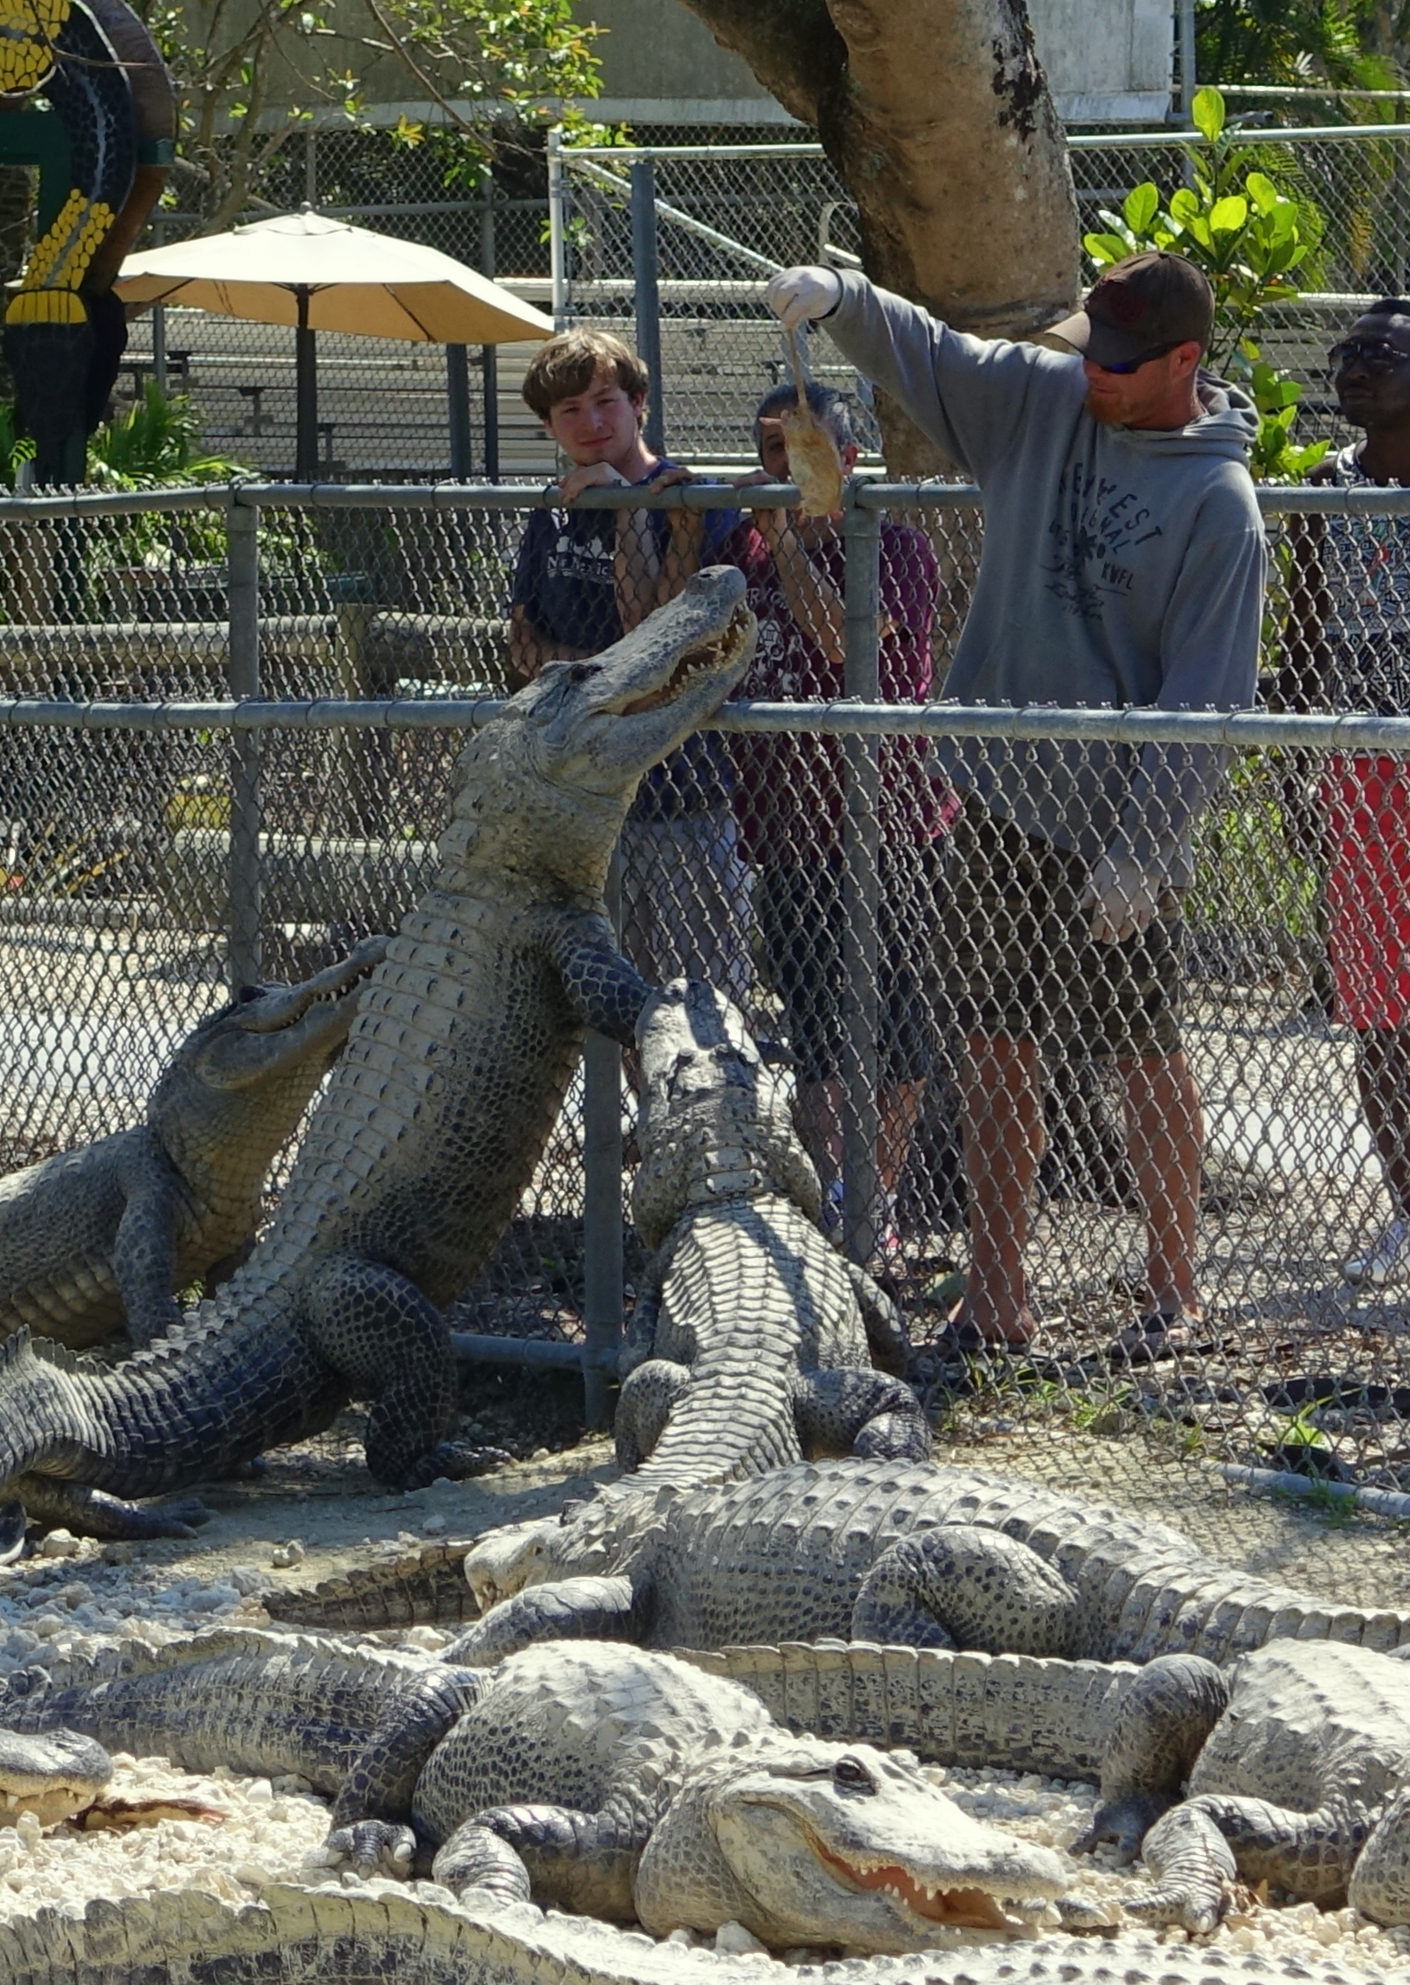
580, 848, 624, 1428
548, 127, 568, 331
840, 493, 882, 1262
481, 167, 500, 482
631, 158, 665, 458
226, 491, 262, 994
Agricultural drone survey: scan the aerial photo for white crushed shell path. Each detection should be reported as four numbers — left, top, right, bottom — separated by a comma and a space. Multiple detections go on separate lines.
0, 1434, 1409, 1972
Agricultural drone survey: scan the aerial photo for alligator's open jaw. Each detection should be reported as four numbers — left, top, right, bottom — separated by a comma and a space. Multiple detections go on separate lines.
244, 938, 388, 1035
813, 1840, 1014, 1931
616, 601, 753, 716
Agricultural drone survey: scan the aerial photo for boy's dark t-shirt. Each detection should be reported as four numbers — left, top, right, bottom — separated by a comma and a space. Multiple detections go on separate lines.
511, 462, 737, 820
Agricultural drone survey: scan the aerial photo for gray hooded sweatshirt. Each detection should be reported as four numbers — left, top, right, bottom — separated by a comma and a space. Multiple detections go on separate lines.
826, 272, 1266, 887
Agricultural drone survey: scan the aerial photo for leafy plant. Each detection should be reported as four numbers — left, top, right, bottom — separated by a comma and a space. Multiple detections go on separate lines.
1084, 87, 1329, 483
87, 382, 252, 490
0, 400, 36, 493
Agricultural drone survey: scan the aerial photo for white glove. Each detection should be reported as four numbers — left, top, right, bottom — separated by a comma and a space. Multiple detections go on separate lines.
766, 265, 843, 330
1082, 855, 1161, 945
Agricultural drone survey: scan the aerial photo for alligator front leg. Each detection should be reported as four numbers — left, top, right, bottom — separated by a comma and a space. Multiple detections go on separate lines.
111, 1143, 186, 1345
302, 1253, 509, 1488
546, 913, 653, 1046
323, 1666, 487, 1879
1073, 1654, 1232, 1862
444, 1575, 649, 1666
794, 1368, 931, 1462
13, 1475, 211, 1541
439, 1800, 651, 1919
850, 1525, 1083, 1654
841, 1258, 912, 1378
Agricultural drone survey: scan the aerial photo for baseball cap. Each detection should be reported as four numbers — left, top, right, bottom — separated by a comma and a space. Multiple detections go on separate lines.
1047, 251, 1214, 367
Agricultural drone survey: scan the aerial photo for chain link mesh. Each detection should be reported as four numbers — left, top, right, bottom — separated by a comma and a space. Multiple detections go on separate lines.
5, 484, 1410, 1498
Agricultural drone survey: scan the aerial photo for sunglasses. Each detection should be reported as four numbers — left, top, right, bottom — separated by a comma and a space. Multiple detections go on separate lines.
1329, 339, 1410, 374
1088, 340, 1181, 376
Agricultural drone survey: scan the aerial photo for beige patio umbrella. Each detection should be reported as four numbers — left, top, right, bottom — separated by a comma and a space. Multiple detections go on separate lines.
115, 207, 555, 476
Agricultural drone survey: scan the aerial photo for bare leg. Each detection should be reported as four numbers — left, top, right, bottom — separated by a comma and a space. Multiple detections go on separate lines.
957, 1030, 1041, 1344
1118, 1049, 1204, 1319
1355, 1027, 1410, 1216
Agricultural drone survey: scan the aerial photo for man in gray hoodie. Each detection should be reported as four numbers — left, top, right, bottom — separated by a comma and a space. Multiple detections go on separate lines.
767, 252, 1264, 1356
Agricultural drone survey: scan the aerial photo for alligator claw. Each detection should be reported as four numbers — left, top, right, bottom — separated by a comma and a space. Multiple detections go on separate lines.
322, 1819, 416, 1878
403, 1443, 513, 1488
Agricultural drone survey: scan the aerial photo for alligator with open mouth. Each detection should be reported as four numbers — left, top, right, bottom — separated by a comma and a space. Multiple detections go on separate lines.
0, 939, 387, 1351
0, 567, 754, 1541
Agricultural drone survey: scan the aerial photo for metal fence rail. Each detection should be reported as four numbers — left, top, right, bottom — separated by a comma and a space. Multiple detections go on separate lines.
5, 478, 1410, 1495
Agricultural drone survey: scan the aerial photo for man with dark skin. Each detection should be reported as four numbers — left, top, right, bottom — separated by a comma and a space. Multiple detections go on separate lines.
1285, 301, 1410, 1286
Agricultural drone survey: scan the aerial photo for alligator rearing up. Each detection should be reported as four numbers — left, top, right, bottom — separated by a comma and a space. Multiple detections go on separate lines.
615, 979, 928, 1482
0, 567, 754, 1543
0, 937, 387, 1351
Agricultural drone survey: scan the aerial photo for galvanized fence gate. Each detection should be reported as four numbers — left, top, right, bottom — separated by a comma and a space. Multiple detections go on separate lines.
4, 478, 1410, 1504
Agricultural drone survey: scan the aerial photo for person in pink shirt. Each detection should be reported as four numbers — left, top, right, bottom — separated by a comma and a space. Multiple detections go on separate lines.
724, 382, 944, 1261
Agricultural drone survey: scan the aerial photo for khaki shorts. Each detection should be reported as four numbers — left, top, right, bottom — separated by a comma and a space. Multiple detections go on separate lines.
941, 796, 1186, 1058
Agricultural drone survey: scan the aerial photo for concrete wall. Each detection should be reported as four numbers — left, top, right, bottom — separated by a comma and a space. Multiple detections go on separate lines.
579, 0, 1174, 126
266, 0, 1174, 130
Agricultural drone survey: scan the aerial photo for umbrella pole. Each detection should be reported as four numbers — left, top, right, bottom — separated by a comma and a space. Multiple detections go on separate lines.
295, 285, 318, 481
447, 344, 472, 478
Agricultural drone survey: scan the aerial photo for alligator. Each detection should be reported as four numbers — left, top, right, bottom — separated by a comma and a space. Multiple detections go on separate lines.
9, 1891, 1408, 1985
1075, 1637, 1410, 1932
0, 938, 387, 1352
0, 567, 754, 1544
616, 978, 927, 1482
0, 1627, 1073, 1952
425, 1457, 1410, 1667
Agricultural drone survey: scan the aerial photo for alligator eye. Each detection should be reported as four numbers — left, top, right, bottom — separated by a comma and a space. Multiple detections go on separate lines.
833, 1756, 875, 1792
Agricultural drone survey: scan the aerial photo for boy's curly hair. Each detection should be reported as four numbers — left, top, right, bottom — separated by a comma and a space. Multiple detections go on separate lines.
522, 330, 650, 422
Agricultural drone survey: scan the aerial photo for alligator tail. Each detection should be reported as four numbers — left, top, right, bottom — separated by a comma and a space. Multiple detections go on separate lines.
0, 1295, 346, 1531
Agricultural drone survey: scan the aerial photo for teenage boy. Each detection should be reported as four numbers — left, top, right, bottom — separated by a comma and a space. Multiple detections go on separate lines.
511, 329, 751, 1001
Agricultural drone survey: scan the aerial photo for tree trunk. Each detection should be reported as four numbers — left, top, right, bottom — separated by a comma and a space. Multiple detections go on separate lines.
673, 0, 1080, 473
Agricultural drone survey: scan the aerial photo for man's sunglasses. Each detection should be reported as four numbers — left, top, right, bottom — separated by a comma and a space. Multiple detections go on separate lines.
1329, 339, 1410, 374
1088, 340, 1181, 375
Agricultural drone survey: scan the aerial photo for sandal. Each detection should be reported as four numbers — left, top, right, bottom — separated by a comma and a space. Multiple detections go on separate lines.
1108, 1309, 1202, 1366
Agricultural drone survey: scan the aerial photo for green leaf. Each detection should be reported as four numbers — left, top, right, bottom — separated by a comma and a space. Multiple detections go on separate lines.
1123, 182, 1159, 234
1209, 194, 1248, 235
1083, 232, 1130, 264
1244, 171, 1280, 215
1169, 187, 1201, 224
1192, 85, 1226, 144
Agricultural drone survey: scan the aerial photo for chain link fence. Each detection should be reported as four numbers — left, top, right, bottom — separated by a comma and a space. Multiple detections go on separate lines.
5, 478, 1410, 1503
